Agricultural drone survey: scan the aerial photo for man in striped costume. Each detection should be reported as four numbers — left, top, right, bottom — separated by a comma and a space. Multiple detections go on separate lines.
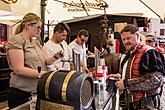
110, 24, 165, 110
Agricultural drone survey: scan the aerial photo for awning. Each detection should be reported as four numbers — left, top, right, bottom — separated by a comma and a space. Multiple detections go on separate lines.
9, 0, 41, 16
0, 0, 11, 12
45, 0, 163, 22
0, 10, 23, 25
139, 0, 165, 20
0, 20, 18, 25
0, 0, 41, 24
63, 13, 144, 23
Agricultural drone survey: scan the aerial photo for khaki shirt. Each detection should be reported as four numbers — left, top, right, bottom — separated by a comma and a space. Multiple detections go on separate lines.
7, 34, 47, 92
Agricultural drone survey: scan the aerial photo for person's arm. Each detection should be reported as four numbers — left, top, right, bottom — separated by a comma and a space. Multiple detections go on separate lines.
124, 49, 165, 91
44, 50, 64, 65
123, 71, 163, 91
70, 63, 74, 70
87, 50, 94, 56
8, 49, 45, 78
80, 60, 90, 73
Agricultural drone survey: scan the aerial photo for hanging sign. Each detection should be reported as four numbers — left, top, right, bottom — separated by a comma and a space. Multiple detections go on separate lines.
61, 0, 109, 12
1, 0, 18, 4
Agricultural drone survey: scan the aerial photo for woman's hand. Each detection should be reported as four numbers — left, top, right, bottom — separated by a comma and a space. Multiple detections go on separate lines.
37, 71, 47, 78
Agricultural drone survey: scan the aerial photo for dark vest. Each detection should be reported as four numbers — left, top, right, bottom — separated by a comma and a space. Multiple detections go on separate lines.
123, 44, 152, 102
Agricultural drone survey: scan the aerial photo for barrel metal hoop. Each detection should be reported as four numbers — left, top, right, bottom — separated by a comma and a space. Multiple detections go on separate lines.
45, 70, 57, 99
62, 70, 76, 102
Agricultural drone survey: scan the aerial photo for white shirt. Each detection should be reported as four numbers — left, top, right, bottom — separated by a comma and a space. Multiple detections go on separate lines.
69, 40, 87, 71
43, 40, 72, 71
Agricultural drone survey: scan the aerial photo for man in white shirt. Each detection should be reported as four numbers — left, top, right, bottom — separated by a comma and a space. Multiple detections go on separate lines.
69, 29, 92, 73
43, 22, 73, 71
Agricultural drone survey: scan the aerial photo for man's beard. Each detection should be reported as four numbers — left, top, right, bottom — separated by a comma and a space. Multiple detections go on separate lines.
125, 45, 135, 51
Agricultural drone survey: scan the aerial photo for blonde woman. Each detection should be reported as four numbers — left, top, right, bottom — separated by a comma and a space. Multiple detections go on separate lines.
6, 13, 63, 109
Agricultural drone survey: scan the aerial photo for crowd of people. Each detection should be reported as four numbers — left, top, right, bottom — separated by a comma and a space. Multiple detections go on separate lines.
6, 12, 165, 109
6, 13, 92, 109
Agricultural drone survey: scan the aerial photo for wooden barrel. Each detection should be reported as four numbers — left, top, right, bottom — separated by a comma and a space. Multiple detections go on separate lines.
102, 53, 121, 74
37, 70, 94, 110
